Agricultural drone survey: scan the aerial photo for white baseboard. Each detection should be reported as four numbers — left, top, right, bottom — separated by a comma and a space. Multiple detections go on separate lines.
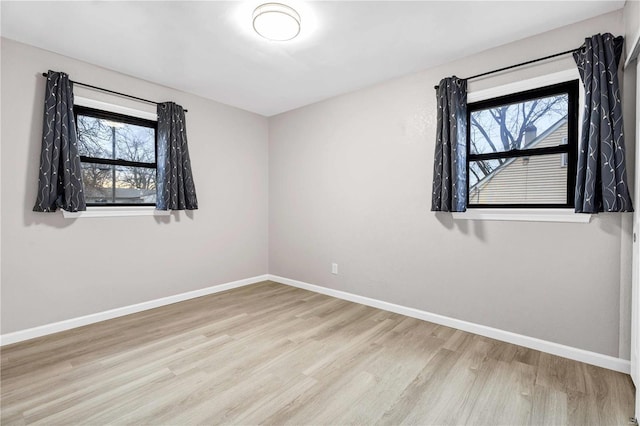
0, 275, 269, 346
1, 272, 630, 375
268, 274, 631, 374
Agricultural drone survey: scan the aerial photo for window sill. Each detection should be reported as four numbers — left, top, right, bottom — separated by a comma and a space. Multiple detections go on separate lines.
62, 206, 170, 219
451, 209, 591, 223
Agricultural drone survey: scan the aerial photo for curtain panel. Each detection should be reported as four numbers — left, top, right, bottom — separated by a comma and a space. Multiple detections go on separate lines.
156, 102, 198, 210
431, 77, 467, 212
573, 33, 633, 213
33, 70, 86, 212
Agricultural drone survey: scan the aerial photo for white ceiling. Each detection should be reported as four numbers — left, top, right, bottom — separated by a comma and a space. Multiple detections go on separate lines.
1, 1, 625, 116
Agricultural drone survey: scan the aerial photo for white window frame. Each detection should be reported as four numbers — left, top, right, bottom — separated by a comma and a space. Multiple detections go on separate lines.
62, 206, 170, 219
64, 97, 166, 218
454, 69, 591, 224
74, 97, 157, 121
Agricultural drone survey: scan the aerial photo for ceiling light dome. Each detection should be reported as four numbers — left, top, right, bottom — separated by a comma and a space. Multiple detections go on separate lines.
253, 3, 300, 41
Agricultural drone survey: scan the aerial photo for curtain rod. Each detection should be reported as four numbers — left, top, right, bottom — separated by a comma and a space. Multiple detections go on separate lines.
40, 73, 188, 112
433, 47, 579, 90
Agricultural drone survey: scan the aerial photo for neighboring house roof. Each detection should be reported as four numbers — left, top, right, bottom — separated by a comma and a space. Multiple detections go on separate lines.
469, 116, 568, 194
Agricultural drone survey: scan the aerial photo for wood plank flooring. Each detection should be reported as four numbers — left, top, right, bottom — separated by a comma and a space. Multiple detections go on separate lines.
1, 281, 635, 425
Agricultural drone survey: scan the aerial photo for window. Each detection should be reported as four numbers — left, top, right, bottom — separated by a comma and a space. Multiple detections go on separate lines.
74, 106, 157, 206
467, 80, 579, 208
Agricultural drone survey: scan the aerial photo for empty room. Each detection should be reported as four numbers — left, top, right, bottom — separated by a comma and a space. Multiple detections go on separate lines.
1, 1, 639, 424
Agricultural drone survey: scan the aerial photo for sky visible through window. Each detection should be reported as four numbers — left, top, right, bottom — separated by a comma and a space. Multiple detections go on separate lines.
77, 116, 155, 162
77, 114, 156, 204
469, 93, 568, 187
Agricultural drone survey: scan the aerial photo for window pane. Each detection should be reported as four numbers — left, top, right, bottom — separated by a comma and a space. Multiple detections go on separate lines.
470, 93, 568, 155
81, 163, 156, 204
468, 154, 568, 205
115, 124, 155, 163
76, 115, 155, 163
77, 115, 114, 159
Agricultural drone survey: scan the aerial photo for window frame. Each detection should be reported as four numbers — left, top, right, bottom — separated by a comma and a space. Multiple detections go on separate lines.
74, 105, 158, 207
466, 80, 579, 209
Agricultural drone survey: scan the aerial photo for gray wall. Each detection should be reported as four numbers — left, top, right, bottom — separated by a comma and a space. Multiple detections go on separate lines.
625, 0, 639, 59
621, 0, 639, 360
1, 10, 635, 360
1, 39, 269, 334
269, 10, 633, 358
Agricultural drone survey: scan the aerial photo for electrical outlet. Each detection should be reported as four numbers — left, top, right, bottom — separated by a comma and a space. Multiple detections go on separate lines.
331, 263, 338, 275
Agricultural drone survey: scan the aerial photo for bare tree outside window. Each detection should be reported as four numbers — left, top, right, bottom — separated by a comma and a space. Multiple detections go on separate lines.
469, 94, 568, 186
76, 110, 156, 204
77, 115, 114, 201
466, 81, 578, 207
114, 125, 156, 191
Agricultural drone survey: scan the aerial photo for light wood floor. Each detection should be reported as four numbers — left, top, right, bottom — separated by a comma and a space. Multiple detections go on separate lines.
1, 281, 635, 425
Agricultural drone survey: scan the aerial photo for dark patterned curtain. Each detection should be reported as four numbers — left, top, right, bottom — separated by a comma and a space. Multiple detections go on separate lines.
573, 33, 633, 213
156, 102, 198, 210
431, 77, 467, 212
33, 70, 86, 212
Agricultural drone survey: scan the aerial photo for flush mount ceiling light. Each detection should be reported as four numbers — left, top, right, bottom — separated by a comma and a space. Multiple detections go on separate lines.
253, 3, 300, 41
